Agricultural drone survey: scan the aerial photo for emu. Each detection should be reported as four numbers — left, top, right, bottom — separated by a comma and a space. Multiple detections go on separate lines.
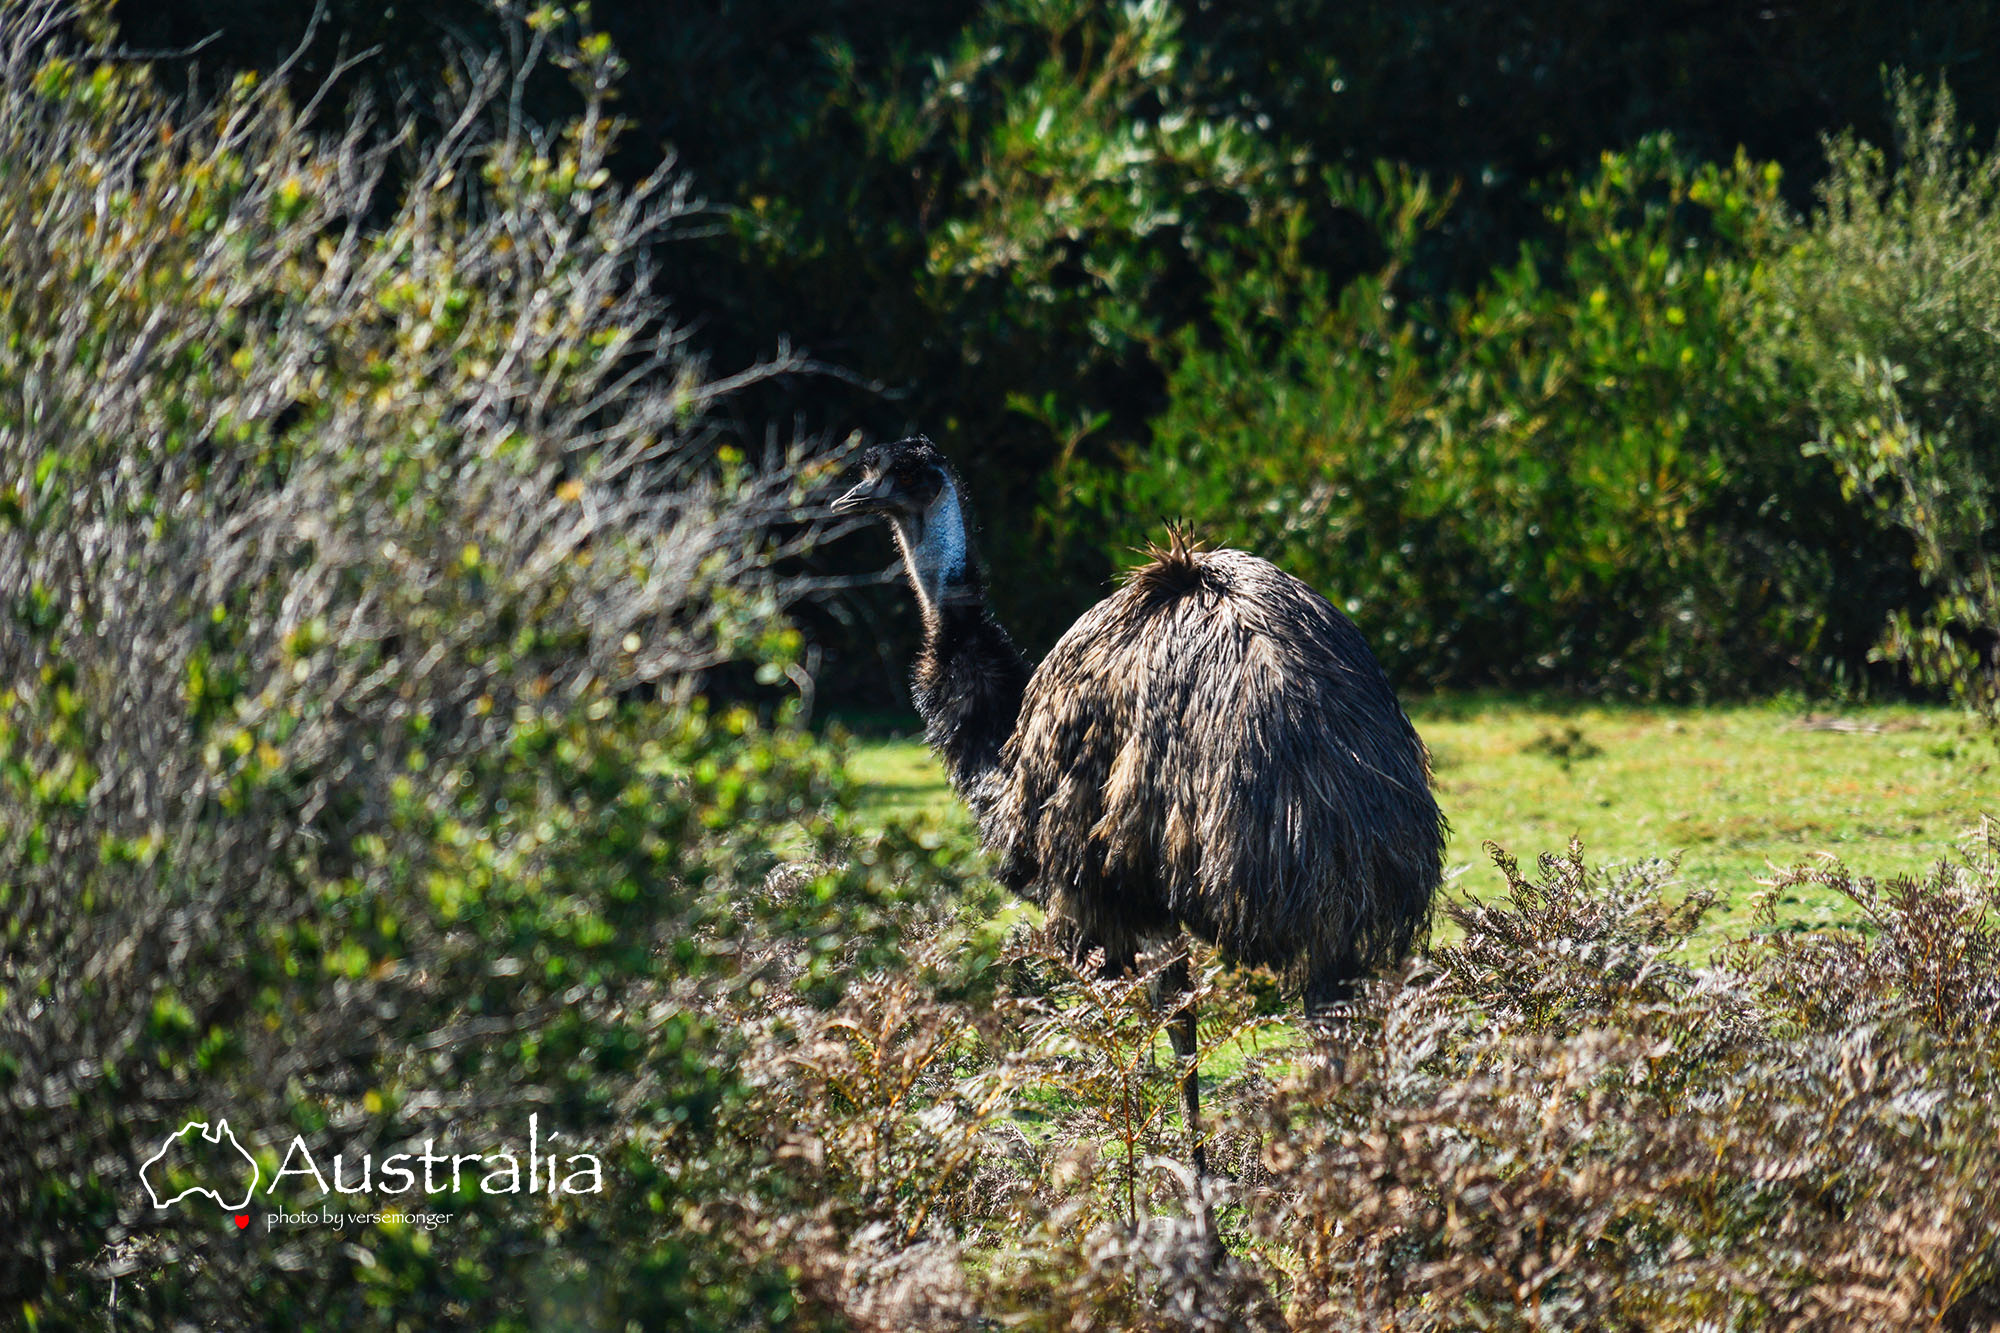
832, 435, 1446, 1170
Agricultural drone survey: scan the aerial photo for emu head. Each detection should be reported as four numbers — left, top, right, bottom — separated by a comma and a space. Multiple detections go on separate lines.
830, 436, 951, 519
831, 435, 971, 619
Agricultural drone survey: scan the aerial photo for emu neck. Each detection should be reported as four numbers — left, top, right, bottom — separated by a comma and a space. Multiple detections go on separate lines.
891, 480, 1028, 809
889, 475, 975, 627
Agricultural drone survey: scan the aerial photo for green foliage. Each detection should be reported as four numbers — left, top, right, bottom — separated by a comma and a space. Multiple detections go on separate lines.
704, 0, 2000, 701
1770, 78, 2000, 717
791, 0, 1329, 653
0, 4, 956, 1325
1087, 141, 1855, 696
914, 0, 1299, 350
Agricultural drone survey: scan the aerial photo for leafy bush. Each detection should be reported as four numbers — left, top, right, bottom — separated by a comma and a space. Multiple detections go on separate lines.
1769, 77, 2000, 717
1087, 140, 1883, 696
0, 4, 952, 1325
805, 0, 1325, 655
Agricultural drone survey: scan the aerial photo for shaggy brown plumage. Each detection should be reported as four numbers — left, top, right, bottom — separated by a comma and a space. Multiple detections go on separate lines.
988, 528, 1442, 1005
831, 436, 1447, 1167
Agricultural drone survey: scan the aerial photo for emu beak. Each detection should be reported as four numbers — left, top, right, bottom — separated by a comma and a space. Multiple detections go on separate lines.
830, 474, 890, 516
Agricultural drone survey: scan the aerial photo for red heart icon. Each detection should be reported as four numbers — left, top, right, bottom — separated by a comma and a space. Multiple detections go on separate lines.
234, 1215, 249, 1229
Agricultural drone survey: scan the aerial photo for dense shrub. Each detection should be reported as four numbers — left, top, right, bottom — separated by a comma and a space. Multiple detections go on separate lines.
1769, 78, 2000, 718
803, 0, 1323, 658
0, 4, 956, 1324
1088, 141, 1889, 696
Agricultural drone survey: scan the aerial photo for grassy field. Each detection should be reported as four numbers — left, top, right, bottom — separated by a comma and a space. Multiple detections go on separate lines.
841, 697, 1995, 945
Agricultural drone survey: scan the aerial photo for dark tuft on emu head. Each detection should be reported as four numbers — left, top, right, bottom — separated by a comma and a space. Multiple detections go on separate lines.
1125, 521, 1211, 595
830, 435, 951, 520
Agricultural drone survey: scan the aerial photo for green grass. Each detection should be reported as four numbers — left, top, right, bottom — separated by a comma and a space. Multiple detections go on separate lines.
841, 696, 1995, 944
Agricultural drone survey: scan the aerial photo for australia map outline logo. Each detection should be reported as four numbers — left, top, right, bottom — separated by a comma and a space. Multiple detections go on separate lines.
141, 1119, 260, 1211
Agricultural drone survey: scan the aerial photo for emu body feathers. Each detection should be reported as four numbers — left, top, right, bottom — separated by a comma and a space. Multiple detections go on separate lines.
990, 542, 1442, 1004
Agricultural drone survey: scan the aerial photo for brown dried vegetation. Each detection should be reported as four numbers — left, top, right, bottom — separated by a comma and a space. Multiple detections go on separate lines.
717, 823, 2000, 1333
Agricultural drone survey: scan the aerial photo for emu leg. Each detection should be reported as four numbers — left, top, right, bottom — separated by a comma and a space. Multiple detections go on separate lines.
1302, 951, 1360, 1016
1155, 950, 1206, 1177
